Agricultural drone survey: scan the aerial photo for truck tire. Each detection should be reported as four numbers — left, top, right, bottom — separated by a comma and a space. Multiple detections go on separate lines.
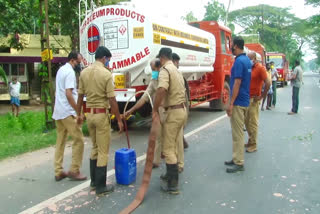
209, 82, 230, 111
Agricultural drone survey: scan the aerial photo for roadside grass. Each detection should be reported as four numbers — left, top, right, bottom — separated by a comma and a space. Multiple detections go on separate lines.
0, 112, 57, 160
0, 111, 90, 160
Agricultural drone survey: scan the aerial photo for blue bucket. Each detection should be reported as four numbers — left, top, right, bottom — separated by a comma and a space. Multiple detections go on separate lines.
115, 148, 137, 185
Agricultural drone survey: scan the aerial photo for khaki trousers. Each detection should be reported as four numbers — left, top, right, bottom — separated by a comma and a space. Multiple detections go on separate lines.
154, 126, 184, 168
162, 108, 187, 164
230, 105, 248, 166
245, 98, 260, 150
54, 116, 84, 176
86, 113, 111, 167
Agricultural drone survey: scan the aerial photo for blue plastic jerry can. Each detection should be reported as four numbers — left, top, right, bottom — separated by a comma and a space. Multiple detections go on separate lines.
115, 148, 137, 185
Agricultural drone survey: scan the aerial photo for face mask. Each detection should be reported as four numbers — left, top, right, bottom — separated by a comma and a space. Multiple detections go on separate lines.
231, 46, 236, 55
74, 64, 81, 72
271, 65, 274, 69
105, 61, 109, 67
250, 60, 254, 66
151, 71, 159, 80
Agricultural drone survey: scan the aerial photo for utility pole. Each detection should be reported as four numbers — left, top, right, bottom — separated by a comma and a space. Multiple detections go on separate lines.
39, 0, 55, 129
225, 0, 233, 26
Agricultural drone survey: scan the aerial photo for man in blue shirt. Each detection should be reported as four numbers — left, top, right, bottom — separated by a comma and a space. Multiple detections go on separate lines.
225, 36, 252, 173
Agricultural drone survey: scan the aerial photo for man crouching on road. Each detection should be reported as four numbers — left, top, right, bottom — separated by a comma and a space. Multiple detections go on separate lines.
77, 46, 123, 196
153, 48, 187, 194
225, 36, 252, 173
245, 52, 270, 153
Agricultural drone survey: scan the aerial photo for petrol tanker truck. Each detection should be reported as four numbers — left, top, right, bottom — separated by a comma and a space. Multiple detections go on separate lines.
79, 1, 259, 121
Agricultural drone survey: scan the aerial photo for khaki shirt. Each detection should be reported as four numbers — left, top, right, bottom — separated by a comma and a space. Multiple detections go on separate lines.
141, 79, 158, 103
158, 61, 186, 107
78, 61, 115, 108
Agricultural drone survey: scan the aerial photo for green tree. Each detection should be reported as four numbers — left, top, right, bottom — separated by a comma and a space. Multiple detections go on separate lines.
305, 0, 320, 65
0, 0, 39, 36
0, 0, 126, 50
305, 0, 320, 6
203, 0, 226, 22
229, 4, 308, 66
181, 11, 198, 22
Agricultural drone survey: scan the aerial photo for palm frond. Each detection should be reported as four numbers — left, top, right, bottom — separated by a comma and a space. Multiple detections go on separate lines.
0, 66, 8, 86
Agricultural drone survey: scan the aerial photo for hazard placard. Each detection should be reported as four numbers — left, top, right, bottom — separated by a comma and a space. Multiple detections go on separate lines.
41, 49, 53, 61
114, 74, 125, 89
133, 27, 144, 39
153, 33, 160, 44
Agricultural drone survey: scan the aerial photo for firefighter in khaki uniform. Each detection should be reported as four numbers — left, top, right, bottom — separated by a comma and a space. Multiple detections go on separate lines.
124, 59, 163, 168
77, 46, 123, 196
153, 48, 187, 194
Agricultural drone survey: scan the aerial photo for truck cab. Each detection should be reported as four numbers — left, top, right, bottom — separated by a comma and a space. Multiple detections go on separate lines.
189, 21, 233, 110
245, 43, 266, 66
266, 52, 288, 87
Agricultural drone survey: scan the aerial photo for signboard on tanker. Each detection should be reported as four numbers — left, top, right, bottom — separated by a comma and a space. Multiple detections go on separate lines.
79, 5, 216, 75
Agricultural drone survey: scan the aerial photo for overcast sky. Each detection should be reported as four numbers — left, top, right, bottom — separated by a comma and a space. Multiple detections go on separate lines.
131, 0, 318, 61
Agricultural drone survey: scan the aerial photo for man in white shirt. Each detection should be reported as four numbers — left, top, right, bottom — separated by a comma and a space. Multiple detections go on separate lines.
52, 51, 86, 181
270, 61, 278, 108
9, 76, 21, 116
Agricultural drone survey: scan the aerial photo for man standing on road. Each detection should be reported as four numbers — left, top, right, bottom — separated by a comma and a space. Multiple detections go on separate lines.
153, 48, 187, 194
125, 59, 162, 168
288, 60, 303, 115
270, 61, 278, 108
225, 36, 252, 173
77, 46, 123, 197
245, 52, 271, 153
52, 51, 87, 182
9, 76, 21, 116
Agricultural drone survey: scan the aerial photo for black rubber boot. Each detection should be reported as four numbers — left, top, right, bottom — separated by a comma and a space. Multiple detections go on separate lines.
90, 159, 97, 190
95, 166, 114, 196
161, 164, 179, 195
183, 137, 189, 149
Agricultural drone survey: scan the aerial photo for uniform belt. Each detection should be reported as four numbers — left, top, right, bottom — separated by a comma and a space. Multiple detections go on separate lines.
85, 108, 107, 114
165, 103, 185, 111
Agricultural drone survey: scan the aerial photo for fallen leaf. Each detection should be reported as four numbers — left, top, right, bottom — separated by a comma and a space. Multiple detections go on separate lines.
273, 193, 284, 198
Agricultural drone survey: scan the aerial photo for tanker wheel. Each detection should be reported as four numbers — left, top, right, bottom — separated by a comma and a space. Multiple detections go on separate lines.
209, 81, 230, 111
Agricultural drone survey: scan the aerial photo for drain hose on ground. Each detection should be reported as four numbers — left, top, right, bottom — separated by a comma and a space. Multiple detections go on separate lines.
120, 90, 159, 214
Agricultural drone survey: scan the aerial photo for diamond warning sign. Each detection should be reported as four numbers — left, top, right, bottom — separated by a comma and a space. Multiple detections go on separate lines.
104, 20, 129, 50
119, 25, 127, 35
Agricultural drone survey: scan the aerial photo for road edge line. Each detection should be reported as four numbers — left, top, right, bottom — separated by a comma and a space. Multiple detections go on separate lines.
19, 114, 227, 214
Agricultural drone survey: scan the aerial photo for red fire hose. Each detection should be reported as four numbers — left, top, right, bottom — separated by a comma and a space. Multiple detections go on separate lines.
119, 91, 158, 214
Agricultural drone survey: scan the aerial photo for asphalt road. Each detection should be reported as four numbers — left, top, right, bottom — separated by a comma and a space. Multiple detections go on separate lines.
0, 75, 319, 214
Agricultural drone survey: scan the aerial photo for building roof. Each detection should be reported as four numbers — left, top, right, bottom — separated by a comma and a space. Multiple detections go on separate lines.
0, 34, 71, 60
